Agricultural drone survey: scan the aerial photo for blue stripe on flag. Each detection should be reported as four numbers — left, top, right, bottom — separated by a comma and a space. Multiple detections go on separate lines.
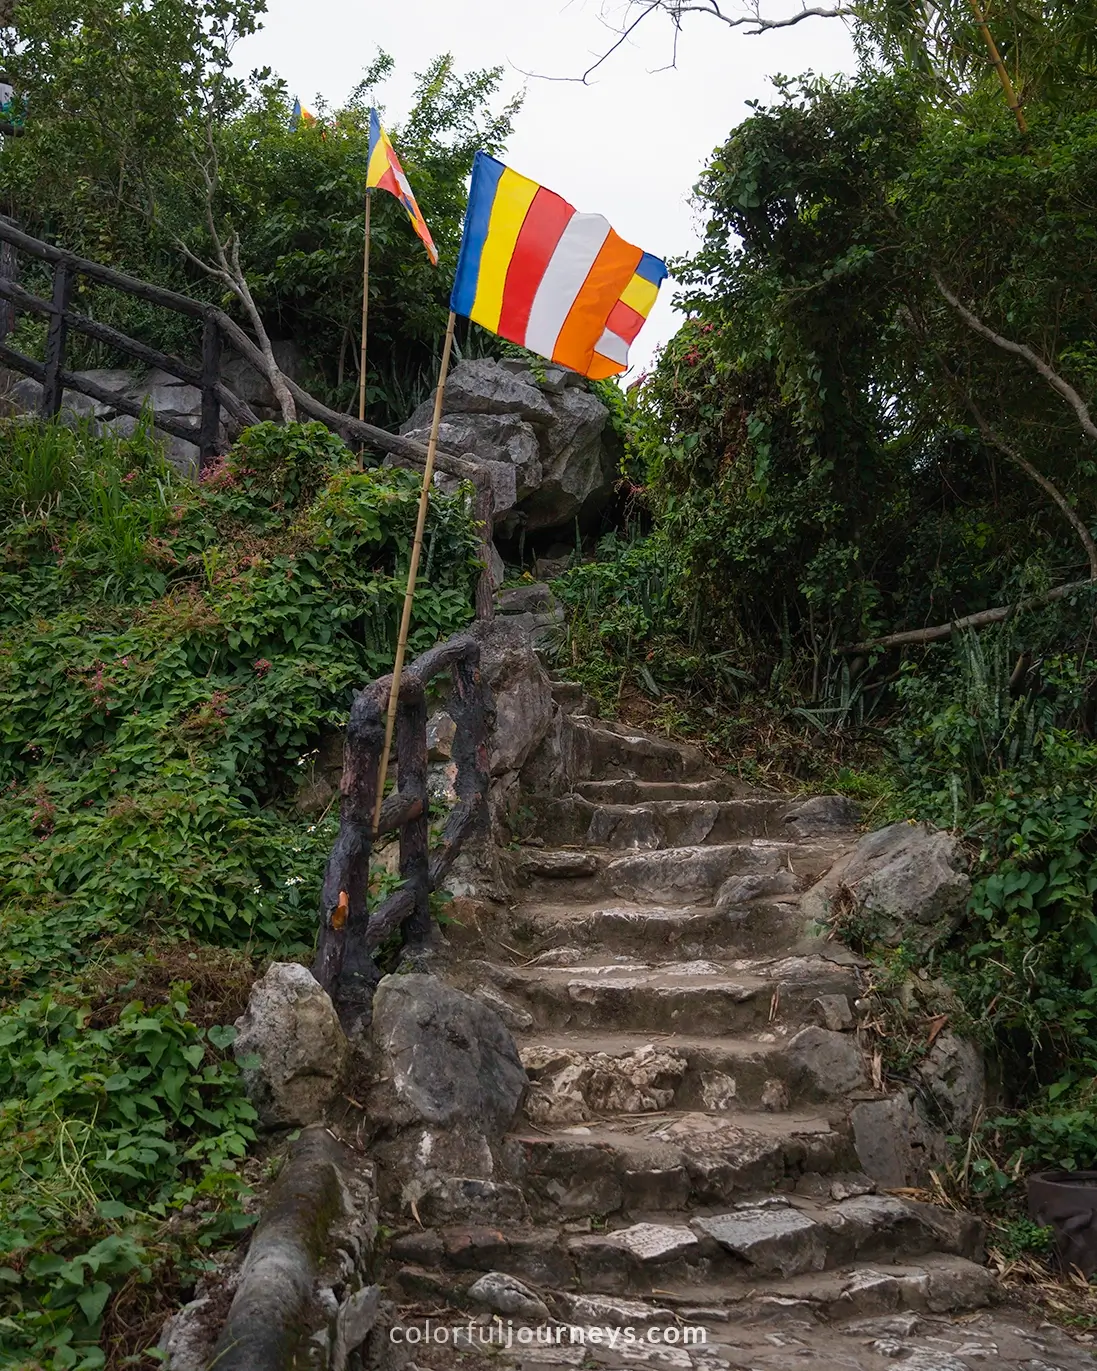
635, 251, 668, 285
451, 151, 506, 319
368, 108, 381, 161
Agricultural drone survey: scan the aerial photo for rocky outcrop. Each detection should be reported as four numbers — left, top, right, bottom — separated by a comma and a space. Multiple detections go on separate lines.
362, 973, 527, 1214
400, 357, 616, 534
233, 963, 348, 1127
802, 820, 971, 954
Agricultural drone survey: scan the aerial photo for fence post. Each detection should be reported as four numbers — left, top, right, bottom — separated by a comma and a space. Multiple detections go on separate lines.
40, 260, 72, 419
0, 235, 17, 343
396, 686, 431, 955
199, 314, 221, 467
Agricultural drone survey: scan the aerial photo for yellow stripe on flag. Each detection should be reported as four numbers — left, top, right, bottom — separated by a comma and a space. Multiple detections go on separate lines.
470, 168, 540, 334
366, 138, 391, 189
621, 273, 659, 317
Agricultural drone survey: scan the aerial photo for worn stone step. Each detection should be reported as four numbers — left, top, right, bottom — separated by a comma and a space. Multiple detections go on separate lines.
508, 895, 810, 959
515, 1023, 869, 1118
602, 840, 853, 903
573, 777, 751, 804
563, 715, 712, 784
502, 1112, 859, 1218
534, 797, 791, 849
386, 1195, 983, 1297
468, 954, 863, 1035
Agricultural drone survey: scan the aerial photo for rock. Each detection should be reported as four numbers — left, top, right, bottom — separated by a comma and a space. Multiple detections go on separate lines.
498, 583, 557, 616
562, 1293, 675, 1328
783, 795, 860, 839
914, 1030, 985, 1133
403, 413, 543, 502
517, 848, 600, 879
369, 974, 526, 1136
294, 775, 334, 817
784, 1026, 868, 1098
830, 1173, 877, 1201
844, 1314, 925, 1337
693, 1207, 827, 1277
331, 1285, 381, 1371
426, 711, 456, 762
474, 616, 555, 777
401, 360, 556, 431
219, 340, 303, 417
716, 869, 800, 909
851, 1092, 949, 1188
521, 1044, 686, 1124
802, 821, 971, 954
131, 370, 202, 416
523, 386, 613, 532
467, 1271, 551, 1320
761, 1078, 792, 1112
233, 963, 347, 1127
606, 1222, 699, 1262
813, 994, 854, 1031
417, 1177, 528, 1225
473, 984, 534, 1033
159, 1295, 221, 1371
700, 1071, 738, 1111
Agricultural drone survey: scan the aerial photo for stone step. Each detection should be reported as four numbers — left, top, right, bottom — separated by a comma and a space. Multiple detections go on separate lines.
509, 895, 811, 959
534, 796, 790, 849
573, 777, 750, 803
502, 1113, 860, 1218
563, 715, 712, 784
387, 1195, 984, 1297
515, 1023, 868, 1119
511, 838, 852, 903
467, 954, 863, 1035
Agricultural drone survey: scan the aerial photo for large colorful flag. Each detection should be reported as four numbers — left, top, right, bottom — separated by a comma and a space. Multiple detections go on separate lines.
367, 110, 438, 266
451, 152, 667, 380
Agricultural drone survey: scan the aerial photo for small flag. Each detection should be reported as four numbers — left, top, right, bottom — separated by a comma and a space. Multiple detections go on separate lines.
367, 110, 438, 266
290, 97, 317, 130
451, 152, 667, 380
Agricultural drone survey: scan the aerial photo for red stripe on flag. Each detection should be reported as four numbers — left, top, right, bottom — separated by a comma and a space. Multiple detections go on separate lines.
377, 166, 401, 197
606, 298, 646, 345
498, 187, 575, 345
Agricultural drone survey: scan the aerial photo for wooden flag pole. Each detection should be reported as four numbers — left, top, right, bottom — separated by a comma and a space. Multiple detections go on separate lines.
372, 309, 457, 833
357, 190, 372, 421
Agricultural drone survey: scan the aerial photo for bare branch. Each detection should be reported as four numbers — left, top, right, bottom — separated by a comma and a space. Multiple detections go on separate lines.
933, 270, 1097, 443
840, 579, 1097, 654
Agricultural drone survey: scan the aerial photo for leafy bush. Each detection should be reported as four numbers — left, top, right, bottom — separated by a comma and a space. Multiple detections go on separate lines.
0, 416, 480, 1366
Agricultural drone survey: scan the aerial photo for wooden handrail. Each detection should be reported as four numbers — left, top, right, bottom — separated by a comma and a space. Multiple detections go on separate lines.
313, 632, 491, 1035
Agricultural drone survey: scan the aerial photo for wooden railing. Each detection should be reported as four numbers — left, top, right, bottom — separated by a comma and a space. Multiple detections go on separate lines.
0, 218, 498, 616
313, 633, 491, 1032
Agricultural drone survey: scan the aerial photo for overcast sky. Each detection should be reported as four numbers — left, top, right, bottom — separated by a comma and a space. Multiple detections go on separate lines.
236, 0, 858, 373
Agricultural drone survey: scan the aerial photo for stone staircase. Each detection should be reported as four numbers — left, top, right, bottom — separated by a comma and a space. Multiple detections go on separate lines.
380, 702, 1010, 1353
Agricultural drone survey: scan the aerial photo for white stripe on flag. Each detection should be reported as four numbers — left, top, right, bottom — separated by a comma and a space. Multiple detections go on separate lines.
524, 213, 612, 360
594, 327, 629, 366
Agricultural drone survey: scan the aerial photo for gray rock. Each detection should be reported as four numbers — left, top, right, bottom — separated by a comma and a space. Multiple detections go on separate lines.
474, 615, 555, 776
473, 983, 534, 1033
851, 1091, 949, 1188
159, 1295, 220, 1371
498, 582, 556, 616
401, 359, 556, 431
803, 821, 971, 954
523, 386, 613, 531
914, 1030, 985, 1133
369, 974, 526, 1136
716, 869, 800, 910
417, 1177, 528, 1224
783, 794, 860, 839
693, 1207, 826, 1277
813, 994, 854, 1031
761, 1078, 792, 1112
468, 1271, 551, 1320
331, 1285, 381, 1371
426, 711, 456, 762
130, 370, 202, 416
607, 1223, 699, 1262
784, 1026, 868, 1097
403, 413, 543, 501
233, 963, 347, 1127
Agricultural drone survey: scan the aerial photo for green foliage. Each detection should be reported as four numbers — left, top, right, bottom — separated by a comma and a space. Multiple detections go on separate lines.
0, 417, 479, 1366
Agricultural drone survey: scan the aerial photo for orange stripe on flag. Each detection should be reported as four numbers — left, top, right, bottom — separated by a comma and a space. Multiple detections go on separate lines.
551, 231, 642, 375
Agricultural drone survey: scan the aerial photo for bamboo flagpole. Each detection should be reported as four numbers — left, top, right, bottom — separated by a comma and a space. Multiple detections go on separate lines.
372, 309, 457, 833
968, 0, 1028, 134
357, 191, 372, 421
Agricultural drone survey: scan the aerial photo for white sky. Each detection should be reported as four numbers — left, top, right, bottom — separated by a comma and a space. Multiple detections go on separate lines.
236, 0, 858, 374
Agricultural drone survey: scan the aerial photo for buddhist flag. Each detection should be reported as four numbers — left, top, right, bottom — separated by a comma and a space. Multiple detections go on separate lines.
367, 110, 438, 266
451, 152, 667, 380
290, 98, 317, 129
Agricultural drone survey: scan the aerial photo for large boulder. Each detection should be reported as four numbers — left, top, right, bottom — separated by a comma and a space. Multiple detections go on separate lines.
802, 820, 971, 954
851, 1092, 949, 1188
233, 963, 348, 1127
398, 358, 616, 535
474, 614, 556, 777
364, 974, 527, 1211
914, 1030, 986, 1133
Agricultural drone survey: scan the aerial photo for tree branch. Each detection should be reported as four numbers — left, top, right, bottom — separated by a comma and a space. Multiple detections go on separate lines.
933, 271, 1097, 443
840, 580, 1097, 654
963, 395, 1097, 580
